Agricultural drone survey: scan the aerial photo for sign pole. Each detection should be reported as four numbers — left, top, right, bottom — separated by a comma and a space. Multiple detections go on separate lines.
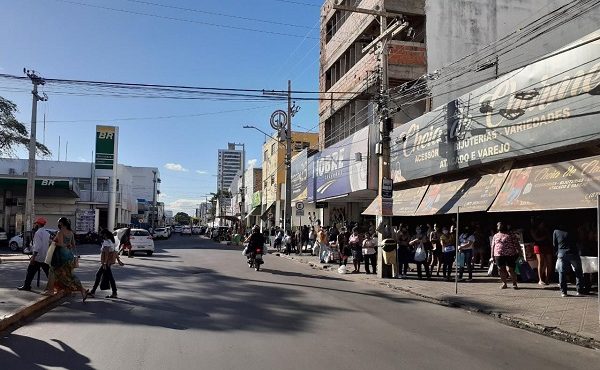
455, 206, 460, 295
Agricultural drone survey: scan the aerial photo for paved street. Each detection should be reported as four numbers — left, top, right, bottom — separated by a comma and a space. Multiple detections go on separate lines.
0, 235, 598, 369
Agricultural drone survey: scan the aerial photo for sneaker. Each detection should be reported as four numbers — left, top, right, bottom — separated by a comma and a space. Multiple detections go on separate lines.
17, 285, 31, 291
561, 293, 568, 297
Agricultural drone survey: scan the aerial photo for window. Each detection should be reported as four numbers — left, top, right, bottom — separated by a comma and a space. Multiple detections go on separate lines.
270, 176, 275, 186
271, 143, 276, 155
77, 178, 91, 190
264, 150, 268, 161
97, 178, 109, 192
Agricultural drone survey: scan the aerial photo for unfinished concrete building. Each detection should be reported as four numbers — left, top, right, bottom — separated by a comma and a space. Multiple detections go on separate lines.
319, 0, 427, 149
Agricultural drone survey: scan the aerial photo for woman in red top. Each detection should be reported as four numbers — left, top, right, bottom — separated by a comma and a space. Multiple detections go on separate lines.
491, 222, 521, 289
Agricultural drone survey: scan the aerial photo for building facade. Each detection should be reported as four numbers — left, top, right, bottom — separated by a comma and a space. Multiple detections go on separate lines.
217, 143, 243, 192
0, 158, 158, 234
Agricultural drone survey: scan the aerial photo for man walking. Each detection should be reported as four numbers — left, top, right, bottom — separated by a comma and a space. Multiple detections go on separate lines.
18, 217, 51, 291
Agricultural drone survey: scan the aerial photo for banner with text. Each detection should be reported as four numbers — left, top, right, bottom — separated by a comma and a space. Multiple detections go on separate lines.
391, 30, 600, 182
291, 149, 308, 202
95, 125, 117, 170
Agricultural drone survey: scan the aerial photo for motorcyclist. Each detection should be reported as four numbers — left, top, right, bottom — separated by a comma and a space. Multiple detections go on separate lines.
244, 225, 266, 261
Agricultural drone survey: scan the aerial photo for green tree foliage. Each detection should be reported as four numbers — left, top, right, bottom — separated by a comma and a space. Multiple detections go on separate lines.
174, 212, 191, 225
0, 97, 50, 156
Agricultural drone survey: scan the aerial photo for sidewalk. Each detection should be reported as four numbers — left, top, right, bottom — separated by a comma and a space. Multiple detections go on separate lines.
274, 251, 600, 349
0, 248, 98, 332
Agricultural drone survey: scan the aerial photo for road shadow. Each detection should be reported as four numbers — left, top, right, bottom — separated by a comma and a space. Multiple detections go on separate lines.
260, 268, 348, 281
0, 335, 93, 370
437, 294, 508, 314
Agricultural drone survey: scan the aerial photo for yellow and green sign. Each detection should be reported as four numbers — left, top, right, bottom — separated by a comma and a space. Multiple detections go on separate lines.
251, 191, 262, 208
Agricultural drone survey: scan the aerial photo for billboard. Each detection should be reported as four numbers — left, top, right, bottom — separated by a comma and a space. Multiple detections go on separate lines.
291, 149, 308, 202
315, 125, 370, 200
391, 30, 600, 182
95, 125, 117, 170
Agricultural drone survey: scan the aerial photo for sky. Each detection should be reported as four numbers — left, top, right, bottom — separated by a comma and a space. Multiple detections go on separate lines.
0, 0, 323, 215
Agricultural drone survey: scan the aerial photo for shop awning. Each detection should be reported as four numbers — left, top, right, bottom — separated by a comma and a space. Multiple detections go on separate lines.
362, 185, 430, 216
215, 215, 240, 222
0, 177, 80, 198
415, 165, 511, 215
260, 201, 276, 220
245, 206, 262, 219
489, 155, 600, 212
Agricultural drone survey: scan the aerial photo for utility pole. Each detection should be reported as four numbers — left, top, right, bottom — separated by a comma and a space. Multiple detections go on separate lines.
151, 170, 158, 229
24, 69, 47, 248
284, 80, 293, 233
332, 4, 408, 278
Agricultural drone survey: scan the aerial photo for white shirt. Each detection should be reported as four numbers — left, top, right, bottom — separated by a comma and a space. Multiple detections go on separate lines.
101, 239, 116, 253
32, 227, 51, 263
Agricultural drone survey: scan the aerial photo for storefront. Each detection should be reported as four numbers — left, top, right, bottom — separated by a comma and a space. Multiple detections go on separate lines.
362, 30, 600, 259
308, 125, 378, 228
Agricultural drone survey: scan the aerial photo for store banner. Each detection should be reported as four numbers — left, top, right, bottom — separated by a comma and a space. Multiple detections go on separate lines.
307, 154, 316, 203
391, 30, 600, 182
315, 126, 369, 200
490, 155, 600, 212
95, 125, 117, 170
251, 191, 262, 208
291, 149, 308, 202
415, 164, 510, 215
393, 185, 430, 216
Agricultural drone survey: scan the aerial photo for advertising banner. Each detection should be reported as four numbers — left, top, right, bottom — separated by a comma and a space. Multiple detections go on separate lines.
95, 125, 117, 170
393, 185, 430, 216
315, 125, 369, 200
391, 30, 600, 182
307, 154, 316, 203
291, 149, 308, 202
75, 209, 96, 234
251, 191, 262, 208
490, 155, 600, 212
415, 164, 510, 215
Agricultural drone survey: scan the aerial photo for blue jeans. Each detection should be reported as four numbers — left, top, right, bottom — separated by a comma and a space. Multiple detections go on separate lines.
458, 249, 473, 280
557, 254, 584, 294
319, 243, 331, 263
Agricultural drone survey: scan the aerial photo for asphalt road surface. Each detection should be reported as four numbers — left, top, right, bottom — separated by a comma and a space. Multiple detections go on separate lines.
1, 234, 598, 370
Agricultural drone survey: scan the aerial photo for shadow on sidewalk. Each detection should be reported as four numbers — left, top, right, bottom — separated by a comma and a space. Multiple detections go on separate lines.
0, 335, 93, 370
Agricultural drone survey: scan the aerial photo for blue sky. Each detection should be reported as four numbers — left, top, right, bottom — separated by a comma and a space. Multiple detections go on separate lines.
0, 0, 322, 214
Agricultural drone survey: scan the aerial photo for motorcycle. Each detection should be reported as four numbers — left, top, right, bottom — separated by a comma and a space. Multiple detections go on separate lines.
246, 246, 264, 271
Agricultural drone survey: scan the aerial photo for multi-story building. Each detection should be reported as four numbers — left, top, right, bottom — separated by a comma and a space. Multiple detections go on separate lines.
217, 143, 243, 192
261, 131, 319, 228
243, 167, 263, 228
0, 158, 158, 234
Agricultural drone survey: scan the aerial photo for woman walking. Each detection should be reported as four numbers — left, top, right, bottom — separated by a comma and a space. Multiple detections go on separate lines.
531, 219, 553, 286
409, 226, 431, 279
492, 221, 521, 289
88, 229, 122, 299
51, 217, 89, 302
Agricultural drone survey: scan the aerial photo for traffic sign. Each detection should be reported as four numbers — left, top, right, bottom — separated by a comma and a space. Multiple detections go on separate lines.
295, 201, 304, 211
270, 110, 287, 130
296, 209, 304, 216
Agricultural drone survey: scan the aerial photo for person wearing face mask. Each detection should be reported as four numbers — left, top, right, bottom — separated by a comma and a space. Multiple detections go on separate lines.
440, 225, 456, 281
410, 225, 431, 279
395, 224, 411, 279
458, 226, 475, 281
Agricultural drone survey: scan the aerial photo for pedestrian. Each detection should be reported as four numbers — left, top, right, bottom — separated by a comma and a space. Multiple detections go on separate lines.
88, 229, 122, 299
471, 223, 488, 268
349, 227, 363, 273
429, 223, 442, 276
395, 224, 411, 278
491, 221, 520, 290
337, 232, 351, 267
309, 226, 317, 255
553, 224, 585, 297
409, 225, 430, 279
283, 230, 293, 255
531, 218, 553, 286
51, 217, 89, 302
119, 227, 133, 258
18, 217, 51, 291
457, 226, 475, 281
362, 232, 377, 274
440, 226, 456, 281
317, 226, 330, 263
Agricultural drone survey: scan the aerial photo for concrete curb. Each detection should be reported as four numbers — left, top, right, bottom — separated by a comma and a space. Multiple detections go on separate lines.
0, 291, 67, 333
276, 253, 600, 351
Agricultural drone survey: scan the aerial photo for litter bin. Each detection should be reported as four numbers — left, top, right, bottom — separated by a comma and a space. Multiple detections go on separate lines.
380, 238, 398, 278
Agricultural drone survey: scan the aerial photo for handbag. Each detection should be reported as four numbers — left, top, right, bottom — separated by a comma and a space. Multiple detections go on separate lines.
487, 259, 498, 277
100, 271, 110, 290
44, 242, 57, 265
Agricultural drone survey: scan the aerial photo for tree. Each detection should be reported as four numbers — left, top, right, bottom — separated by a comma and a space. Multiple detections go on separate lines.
174, 212, 191, 225
0, 97, 50, 156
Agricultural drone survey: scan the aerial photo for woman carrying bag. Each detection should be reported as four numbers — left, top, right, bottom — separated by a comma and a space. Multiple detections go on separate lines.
88, 229, 123, 299
51, 217, 89, 302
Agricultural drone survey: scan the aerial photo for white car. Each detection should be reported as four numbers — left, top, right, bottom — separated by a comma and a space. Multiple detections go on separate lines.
192, 226, 202, 235
153, 227, 169, 239
181, 226, 192, 235
174, 225, 183, 233
8, 229, 59, 252
114, 228, 155, 256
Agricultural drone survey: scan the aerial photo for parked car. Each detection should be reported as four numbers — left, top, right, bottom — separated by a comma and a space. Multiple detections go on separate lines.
0, 227, 7, 246
8, 229, 59, 252
192, 226, 202, 235
113, 228, 155, 256
153, 227, 170, 239
173, 225, 183, 233
181, 226, 192, 235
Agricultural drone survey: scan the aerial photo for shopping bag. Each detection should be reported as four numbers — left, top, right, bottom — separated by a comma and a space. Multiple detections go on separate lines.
44, 242, 57, 265
414, 246, 427, 262
100, 271, 110, 290
457, 252, 465, 267
338, 265, 348, 274
487, 260, 498, 277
